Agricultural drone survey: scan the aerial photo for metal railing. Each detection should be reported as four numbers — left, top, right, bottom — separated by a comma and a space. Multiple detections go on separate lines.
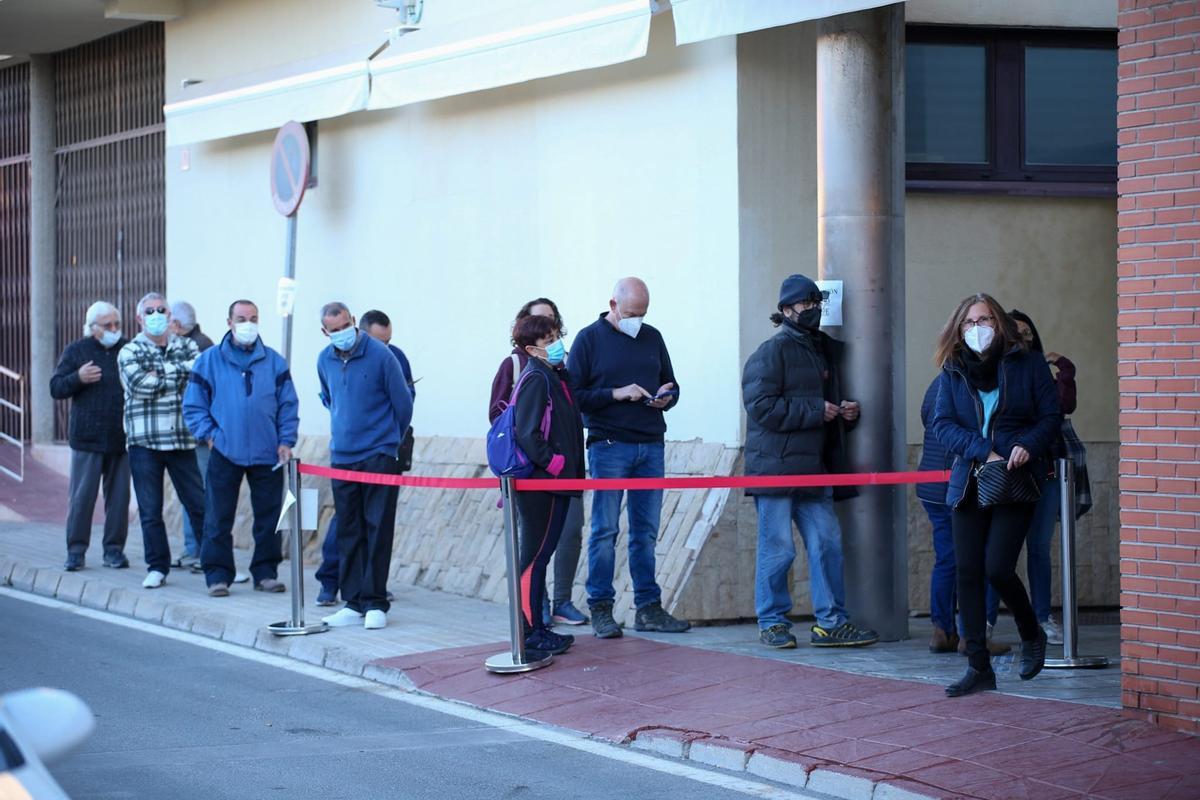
0, 365, 25, 483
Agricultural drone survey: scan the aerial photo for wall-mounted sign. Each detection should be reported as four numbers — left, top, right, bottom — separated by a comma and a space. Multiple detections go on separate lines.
816, 280, 843, 327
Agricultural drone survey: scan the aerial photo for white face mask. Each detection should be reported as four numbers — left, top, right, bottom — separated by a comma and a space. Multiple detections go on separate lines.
232, 322, 259, 345
964, 324, 995, 354
617, 316, 643, 339
99, 329, 122, 348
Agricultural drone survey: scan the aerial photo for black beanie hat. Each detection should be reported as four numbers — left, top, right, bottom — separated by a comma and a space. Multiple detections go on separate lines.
778, 274, 821, 309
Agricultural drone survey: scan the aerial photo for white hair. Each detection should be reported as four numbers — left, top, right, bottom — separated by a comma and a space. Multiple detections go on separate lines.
137, 292, 168, 317
83, 301, 120, 336
170, 301, 197, 332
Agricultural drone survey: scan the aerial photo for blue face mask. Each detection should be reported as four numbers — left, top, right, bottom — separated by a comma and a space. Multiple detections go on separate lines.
144, 312, 169, 337
544, 339, 566, 366
329, 327, 358, 351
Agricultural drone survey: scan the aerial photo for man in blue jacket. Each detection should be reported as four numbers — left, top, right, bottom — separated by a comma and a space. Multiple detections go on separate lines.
316, 301, 413, 631
183, 299, 300, 597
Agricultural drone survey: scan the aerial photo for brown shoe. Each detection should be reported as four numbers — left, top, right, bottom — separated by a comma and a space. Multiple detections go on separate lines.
208, 583, 230, 597
929, 626, 960, 653
255, 578, 286, 593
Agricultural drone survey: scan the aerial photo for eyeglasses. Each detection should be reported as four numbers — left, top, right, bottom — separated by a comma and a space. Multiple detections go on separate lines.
961, 315, 995, 331
143, 306, 168, 315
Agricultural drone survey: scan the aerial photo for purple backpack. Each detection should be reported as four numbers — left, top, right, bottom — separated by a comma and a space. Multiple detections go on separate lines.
486, 369, 553, 478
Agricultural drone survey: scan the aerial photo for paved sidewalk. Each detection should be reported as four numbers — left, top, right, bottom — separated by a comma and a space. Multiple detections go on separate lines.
3, 512, 1196, 800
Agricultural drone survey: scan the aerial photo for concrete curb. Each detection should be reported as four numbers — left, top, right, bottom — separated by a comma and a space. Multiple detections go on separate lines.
628, 730, 953, 800
3, 556, 956, 799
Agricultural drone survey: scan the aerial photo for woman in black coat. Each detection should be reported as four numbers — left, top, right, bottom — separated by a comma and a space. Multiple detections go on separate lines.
509, 314, 585, 657
931, 293, 1062, 697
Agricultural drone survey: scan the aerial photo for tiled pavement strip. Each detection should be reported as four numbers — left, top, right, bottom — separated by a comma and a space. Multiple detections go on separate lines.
2, 467, 1198, 800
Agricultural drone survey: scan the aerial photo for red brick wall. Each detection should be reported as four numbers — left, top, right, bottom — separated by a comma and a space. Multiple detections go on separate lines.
1117, 0, 1200, 735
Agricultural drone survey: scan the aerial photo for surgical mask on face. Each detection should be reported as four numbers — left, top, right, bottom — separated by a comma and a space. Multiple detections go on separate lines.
964, 324, 995, 354
144, 312, 169, 337
329, 327, 357, 351
617, 316, 643, 339
544, 339, 566, 366
99, 329, 121, 348
233, 322, 259, 346
795, 306, 822, 330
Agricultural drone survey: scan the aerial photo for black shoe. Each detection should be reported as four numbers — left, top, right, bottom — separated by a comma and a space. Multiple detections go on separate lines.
760, 624, 798, 649
590, 602, 623, 639
810, 621, 879, 647
1019, 626, 1048, 681
945, 666, 997, 697
634, 602, 691, 633
103, 552, 129, 569
542, 629, 575, 652
63, 553, 84, 572
525, 629, 571, 656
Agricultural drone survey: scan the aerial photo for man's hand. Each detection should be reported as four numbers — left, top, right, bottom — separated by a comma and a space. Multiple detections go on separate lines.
840, 400, 860, 422
277, 445, 293, 464
1045, 352, 1062, 363
1008, 445, 1030, 470
207, 439, 215, 449
823, 401, 840, 422
613, 384, 652, 402
77, 361, 102, 384
648, 382, 676, 409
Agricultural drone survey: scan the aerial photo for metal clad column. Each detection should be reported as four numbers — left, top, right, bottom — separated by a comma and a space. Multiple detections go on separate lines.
28, 55, 55, 443
817, 5, 907, 640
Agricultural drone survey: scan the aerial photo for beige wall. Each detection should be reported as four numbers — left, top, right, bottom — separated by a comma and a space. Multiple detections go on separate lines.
905, 195, 1119, 444
906, 0, 1117, 29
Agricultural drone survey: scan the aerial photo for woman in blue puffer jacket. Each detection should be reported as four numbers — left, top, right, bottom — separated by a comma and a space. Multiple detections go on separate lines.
930, 293, 1061, 698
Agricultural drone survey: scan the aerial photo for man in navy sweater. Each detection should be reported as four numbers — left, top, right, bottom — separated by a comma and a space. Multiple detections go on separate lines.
316, 302, 413, 631
567, 277, 690, 638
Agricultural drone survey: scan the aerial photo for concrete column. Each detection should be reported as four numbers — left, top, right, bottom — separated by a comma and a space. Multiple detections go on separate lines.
817, 5, 907, 640
28, 55, 56, 443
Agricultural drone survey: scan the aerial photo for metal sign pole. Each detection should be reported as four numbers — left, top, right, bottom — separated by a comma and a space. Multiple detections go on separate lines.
281, 213, 297, 363
269, 460, 328, 636
486, 478, 553, 673
1045, 458, 1108, 669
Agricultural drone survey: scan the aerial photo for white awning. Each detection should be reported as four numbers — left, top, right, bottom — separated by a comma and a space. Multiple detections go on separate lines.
164, 50, 371, 147
670, 0, 905, 45
367, 0, 651, 111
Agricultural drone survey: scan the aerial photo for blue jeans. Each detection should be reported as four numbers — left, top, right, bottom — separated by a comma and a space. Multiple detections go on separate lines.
199, 448, 284, 587
754, 491, 848, 631
128, 445, 205, 576
585, 441, 664, 610
181, 443, 210, 558
1026, 475, 1061, 623
316, 515, 340, 592
922, 500, 957, 633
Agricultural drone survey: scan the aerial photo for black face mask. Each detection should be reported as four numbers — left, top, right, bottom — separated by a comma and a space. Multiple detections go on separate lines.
793, 306, 822, 330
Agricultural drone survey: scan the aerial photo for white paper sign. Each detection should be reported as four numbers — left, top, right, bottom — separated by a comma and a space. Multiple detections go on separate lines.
816, 280, 843, 326
300, 488, 319, 532
277, 276, 297, 317
276, 489, 296, 532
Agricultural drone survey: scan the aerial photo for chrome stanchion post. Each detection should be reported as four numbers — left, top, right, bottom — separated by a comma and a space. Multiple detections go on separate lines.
1045, 457, 1108, 669
486, 477, 553, 673
268, 459, 329, 636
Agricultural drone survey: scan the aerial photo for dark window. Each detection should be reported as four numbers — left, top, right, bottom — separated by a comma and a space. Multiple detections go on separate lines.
906, 26, 1117, 196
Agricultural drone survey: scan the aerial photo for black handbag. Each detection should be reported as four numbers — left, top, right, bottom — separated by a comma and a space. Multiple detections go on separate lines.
973, 460, 1041, 507
397, 426, 415, 473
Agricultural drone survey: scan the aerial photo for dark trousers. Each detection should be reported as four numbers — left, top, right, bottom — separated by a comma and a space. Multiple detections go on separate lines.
515, 491, 569, 636
200, 448, 285, 587
65, 449, 130, 558
550, 496, 584, 605
953, 495, 1040, 671
316, 514, 340, 591
128, 445, 205, 576
331, 453, 400, 613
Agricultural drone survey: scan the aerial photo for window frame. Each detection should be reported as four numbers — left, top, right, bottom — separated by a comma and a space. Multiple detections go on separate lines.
905, 25, 1117, 197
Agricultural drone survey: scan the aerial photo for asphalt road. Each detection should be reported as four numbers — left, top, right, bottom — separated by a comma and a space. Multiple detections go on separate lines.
0, 595, 786, 800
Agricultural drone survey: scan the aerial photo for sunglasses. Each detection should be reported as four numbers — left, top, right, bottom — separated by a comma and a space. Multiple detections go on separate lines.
143, 306, 168, 315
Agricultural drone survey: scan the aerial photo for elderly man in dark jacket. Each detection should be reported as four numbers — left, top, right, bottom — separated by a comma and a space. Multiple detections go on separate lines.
50, 301, 130, 571
742, 274, 878, 649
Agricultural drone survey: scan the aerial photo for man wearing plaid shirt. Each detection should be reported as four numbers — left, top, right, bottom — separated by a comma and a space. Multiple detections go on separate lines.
118, 292, 207, 589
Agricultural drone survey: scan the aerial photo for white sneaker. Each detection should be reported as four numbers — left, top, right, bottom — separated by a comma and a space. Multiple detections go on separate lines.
232, 572, 250, 584
323, 607, 365, 627
1043, 617, 1065, 645
364, 610, 387, 630
142, 570, 166, 589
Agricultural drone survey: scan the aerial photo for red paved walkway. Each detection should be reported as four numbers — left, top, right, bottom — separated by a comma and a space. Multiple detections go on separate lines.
0, 458, 74, 523
376, 636, 1200, 800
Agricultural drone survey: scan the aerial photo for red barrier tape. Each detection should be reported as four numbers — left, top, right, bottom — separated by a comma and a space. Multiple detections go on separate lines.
296, 463, 950, 491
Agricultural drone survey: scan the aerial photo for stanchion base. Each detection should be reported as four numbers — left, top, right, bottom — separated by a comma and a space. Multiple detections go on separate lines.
484, 651, 553, 674
267, 621, 330, 637
1044, 656, 1110, 670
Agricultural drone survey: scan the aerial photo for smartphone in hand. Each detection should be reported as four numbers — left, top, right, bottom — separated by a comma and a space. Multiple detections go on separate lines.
643, 389, 679, 406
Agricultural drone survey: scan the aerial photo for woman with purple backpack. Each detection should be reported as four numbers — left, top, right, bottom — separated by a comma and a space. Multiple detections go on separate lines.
499, 313, 586, 656
489, 299, 589, 628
